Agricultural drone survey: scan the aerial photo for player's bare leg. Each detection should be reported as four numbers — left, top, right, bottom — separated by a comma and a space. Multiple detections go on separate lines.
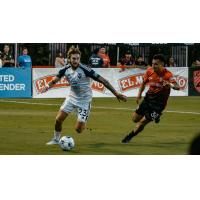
132, 111, 143, 123
46, 110, 69, 145
75, 121, 86, 133
134, 116, 151, 135
55, 110, 69, 132
122, 115, 151, 143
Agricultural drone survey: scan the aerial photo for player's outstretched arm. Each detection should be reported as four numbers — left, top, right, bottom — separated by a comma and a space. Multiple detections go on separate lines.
171, 82, 180, 90
41, 76, 60, 93
163, 80, 180, 90
96, 76, 127, 102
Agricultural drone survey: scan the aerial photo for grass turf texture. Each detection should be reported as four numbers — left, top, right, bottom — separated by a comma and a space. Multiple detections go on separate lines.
0, 97, 199, 155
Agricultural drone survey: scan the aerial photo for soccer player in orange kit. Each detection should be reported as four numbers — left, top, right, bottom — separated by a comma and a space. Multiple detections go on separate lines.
122, 54, 180, 143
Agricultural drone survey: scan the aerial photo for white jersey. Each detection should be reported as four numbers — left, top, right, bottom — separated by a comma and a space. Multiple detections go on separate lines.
57, 63, 100, 104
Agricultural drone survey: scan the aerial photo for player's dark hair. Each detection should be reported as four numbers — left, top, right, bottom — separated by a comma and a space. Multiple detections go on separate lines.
67, 46, 81, 59
153, 54, 165, 63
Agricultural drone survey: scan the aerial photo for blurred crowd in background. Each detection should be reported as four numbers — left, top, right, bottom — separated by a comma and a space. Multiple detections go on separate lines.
1, 43, 200, 69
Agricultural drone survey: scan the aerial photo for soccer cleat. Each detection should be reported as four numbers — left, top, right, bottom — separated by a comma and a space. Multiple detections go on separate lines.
121, 133, 135, 143
46, 138, 59, 145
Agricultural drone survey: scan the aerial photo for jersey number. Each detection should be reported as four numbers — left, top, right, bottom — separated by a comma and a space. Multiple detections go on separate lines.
78, 108, 88, 121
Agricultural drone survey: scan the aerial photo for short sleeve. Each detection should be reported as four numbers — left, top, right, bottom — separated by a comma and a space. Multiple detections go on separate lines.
88, 69, 100, 80
165, 71, 177, 84
80, 65, 100, 80
57, 67, 67, 79
143, 67, 151, 83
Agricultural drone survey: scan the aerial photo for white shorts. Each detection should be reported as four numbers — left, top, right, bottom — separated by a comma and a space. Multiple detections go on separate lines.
60, 99, 91, 123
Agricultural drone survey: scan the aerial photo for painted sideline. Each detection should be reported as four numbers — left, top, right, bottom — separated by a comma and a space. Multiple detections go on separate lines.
0, 99, 200, 115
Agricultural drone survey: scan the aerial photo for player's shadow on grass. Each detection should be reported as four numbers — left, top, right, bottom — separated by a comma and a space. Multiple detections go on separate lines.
128, 141, 188, 148
86, 142, 137, 154
87, 143, 107, 148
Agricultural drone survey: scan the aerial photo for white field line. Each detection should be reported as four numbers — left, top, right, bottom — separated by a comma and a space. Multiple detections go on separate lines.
0, 99, 200, 115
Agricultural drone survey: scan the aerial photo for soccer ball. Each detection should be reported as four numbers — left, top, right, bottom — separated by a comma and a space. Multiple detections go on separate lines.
59, 136, 75, 151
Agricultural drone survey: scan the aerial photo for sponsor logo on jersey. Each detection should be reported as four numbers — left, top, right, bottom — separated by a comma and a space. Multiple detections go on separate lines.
77, 73, 82, 79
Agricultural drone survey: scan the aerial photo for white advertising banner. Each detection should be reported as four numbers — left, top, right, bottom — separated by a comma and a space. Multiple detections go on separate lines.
32, 67, 188, 98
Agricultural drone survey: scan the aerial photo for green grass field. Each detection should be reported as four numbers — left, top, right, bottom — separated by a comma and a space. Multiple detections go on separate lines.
0, 97, 199, 155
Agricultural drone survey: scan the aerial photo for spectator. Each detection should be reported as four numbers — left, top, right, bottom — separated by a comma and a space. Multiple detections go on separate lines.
17, 47, 32, 68
196, 59, 200, 66
165, 57, 177, 67
118, 50, 134, 72
88, 48, 103, 68
55, 51, 65, 68
0, 51, 2, 68
135, 55, 147, 69
2, 44, 15, 67
98, 47, 110, 67
64, 57, 68, 66
191, 58, 200, 67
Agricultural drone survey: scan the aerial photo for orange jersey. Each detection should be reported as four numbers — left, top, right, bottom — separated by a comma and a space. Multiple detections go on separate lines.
143, 67, 176, 94
98, 53, 110, 67
143, 67, 177, 106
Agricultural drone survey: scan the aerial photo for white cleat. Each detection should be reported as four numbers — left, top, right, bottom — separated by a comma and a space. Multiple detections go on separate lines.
46, 138, 59, 145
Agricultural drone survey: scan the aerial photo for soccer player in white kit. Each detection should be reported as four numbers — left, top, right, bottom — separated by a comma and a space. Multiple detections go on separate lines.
42, 46, 127, 145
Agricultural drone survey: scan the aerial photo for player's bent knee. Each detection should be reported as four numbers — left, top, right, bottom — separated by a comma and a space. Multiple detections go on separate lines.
55, 111, 68, 123
133, 118, 140, 123
132, 113, 141, 123
132, 115, 137, 122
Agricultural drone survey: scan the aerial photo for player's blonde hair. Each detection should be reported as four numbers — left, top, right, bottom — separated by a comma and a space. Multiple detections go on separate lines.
67, 46, 81, 59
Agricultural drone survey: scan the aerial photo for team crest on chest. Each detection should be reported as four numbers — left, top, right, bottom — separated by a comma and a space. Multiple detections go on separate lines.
77, 73, 82, 79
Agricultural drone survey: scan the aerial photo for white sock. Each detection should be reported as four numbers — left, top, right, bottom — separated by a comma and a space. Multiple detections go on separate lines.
54, 131, 61, 140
